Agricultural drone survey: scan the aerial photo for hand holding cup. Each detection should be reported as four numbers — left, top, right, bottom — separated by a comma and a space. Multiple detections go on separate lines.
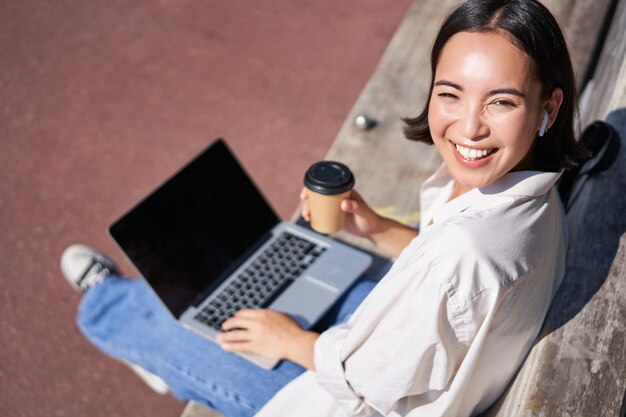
301, 161, 382, 237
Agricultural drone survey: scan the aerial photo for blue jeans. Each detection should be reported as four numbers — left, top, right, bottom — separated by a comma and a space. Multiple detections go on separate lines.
77, 275, 381, 417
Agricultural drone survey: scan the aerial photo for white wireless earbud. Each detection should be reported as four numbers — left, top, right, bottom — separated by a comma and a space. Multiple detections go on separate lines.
538, 110, 549, 137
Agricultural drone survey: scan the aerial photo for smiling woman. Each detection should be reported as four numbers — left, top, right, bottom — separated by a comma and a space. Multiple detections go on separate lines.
61, 1, 592, 417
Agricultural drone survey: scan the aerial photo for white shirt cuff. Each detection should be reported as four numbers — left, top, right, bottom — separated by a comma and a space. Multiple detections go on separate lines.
313, 325, 374, 417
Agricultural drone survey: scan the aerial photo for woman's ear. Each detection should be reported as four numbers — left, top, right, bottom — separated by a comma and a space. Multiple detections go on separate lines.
543, 88, 564, 131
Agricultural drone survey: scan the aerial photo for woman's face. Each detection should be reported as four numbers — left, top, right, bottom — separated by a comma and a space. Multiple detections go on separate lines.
428, 31, 546, 194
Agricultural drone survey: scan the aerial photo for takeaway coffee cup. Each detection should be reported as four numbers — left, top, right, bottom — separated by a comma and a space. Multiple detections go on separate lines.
304, 161, 355, 234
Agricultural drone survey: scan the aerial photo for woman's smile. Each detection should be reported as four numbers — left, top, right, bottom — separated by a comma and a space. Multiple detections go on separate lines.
451, 141, 498, 166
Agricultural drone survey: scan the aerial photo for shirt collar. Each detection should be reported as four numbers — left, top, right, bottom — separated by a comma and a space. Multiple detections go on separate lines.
423, 163, 562, 227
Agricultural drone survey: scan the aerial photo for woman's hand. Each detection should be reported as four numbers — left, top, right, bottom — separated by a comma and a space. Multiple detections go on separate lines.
300, 187, 419, 258
300, 188, 384, 241
217, 309, 318, 369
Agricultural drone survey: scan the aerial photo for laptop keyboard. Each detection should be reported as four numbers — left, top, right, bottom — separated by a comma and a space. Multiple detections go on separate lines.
194, 231, 326, 330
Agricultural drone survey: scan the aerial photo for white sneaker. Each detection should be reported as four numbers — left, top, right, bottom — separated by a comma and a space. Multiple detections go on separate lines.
126, 363, 170, 395
60, 244, 120, 292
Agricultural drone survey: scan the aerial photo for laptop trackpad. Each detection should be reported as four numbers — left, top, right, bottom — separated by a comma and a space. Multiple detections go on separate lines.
271, 275, 338, 329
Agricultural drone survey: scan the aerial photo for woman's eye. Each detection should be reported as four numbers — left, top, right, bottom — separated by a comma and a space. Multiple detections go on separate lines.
491, 99, 516, 107
438, 93, 458, 99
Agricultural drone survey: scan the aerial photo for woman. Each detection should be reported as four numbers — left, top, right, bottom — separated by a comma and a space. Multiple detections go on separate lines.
62, 0, 589, 416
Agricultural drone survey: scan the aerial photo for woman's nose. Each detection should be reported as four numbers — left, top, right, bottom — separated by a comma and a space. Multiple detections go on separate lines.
459, 106, 489, 140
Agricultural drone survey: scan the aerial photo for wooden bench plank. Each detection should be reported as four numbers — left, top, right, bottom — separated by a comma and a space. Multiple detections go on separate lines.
581, 0, 626, 124
181, 401, 224, 417
542, 0, 615, 88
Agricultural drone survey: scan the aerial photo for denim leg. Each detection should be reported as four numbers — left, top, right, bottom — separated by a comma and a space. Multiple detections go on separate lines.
76, 266, 389, 417
77, 277, 305, 417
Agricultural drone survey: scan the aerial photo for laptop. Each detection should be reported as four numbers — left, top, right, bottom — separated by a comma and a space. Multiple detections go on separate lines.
108, 139, 372, 369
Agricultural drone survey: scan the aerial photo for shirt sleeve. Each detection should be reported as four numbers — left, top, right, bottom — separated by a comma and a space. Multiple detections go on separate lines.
313, 225, 502, 417
313, 259, 463, 417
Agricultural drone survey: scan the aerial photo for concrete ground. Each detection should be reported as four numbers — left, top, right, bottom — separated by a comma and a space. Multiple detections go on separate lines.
0, 1, 411, 416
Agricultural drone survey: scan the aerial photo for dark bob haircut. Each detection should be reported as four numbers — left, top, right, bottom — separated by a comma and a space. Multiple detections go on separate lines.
403, 0, 589, 171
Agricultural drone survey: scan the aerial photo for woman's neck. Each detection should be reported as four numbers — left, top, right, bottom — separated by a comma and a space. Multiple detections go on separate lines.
448, 182, 471, 201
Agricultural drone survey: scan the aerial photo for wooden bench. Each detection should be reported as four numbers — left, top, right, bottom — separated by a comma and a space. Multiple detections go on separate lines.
182, 0, 626, 415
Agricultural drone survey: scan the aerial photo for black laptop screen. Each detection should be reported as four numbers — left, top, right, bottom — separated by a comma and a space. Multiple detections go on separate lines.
109, 139, 280, 318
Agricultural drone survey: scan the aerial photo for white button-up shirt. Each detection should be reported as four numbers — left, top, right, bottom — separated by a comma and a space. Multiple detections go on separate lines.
256, 164, 566, 417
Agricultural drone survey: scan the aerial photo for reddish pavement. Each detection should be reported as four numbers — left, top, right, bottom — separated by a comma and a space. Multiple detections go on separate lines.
0, 1, 411, 416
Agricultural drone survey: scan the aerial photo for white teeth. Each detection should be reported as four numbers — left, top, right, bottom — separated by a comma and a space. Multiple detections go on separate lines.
455, 144, 494, 161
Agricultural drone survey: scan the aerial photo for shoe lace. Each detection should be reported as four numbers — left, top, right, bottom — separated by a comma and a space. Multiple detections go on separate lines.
78, 261, 112, 290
